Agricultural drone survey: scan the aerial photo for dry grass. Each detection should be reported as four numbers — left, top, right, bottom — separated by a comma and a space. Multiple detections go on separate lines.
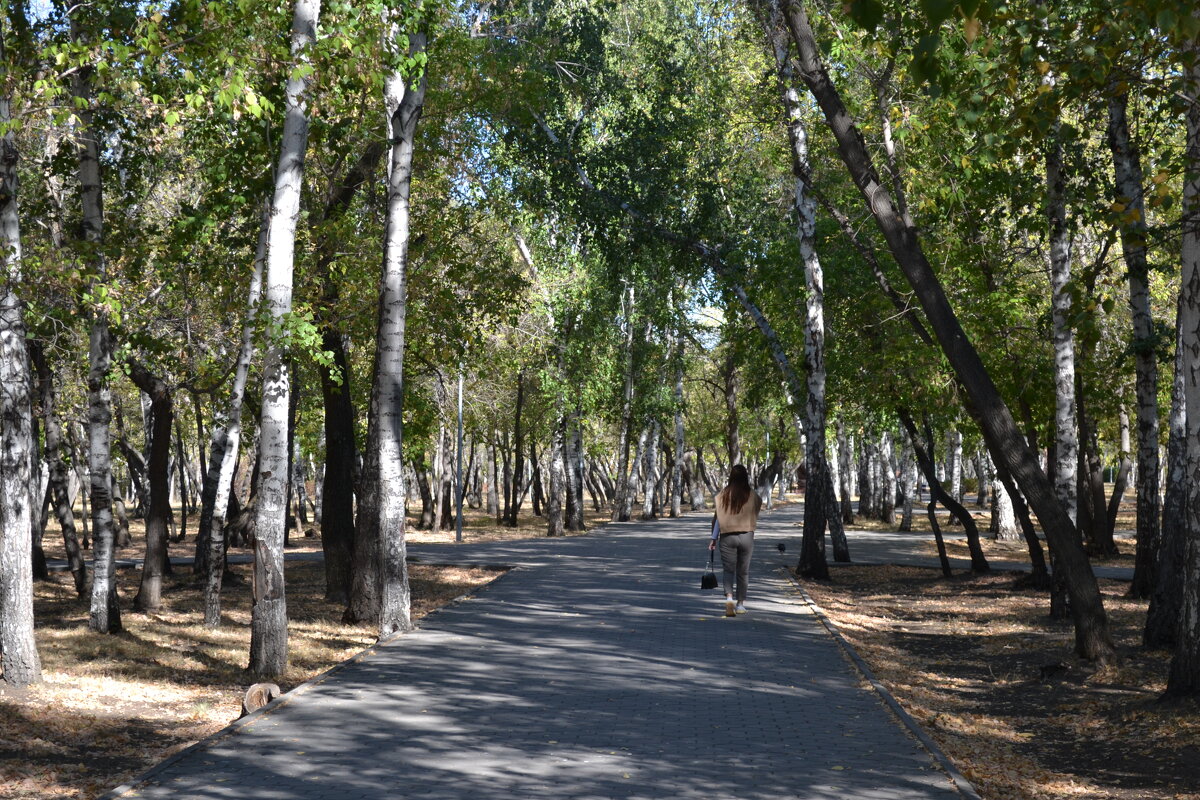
0, 555, 503, 800
800, 565, 1200, 800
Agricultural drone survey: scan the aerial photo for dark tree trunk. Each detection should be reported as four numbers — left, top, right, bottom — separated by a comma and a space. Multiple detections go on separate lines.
504, 373, 525, 526
898, 410, 989, 573
413, 457, 434, 529
1147, 299, 1187, 648
926, 500, 954, 578
993, 457, 1050, 583
127, 360, 172, 612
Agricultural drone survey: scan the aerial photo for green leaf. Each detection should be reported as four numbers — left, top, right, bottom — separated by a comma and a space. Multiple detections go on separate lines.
919, 0, 956, 25
846, 0, 885, 32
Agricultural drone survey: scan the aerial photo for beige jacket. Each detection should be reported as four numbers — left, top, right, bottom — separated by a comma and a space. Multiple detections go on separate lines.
714, 488, 762, 534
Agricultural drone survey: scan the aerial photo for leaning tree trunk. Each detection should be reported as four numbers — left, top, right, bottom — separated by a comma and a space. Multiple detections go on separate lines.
128, 360, 173, 612
1108, 88, 1163, 599
0, 26, 43, 683
1105, 406, 1133, 545
70, 9, 120, 635
349, 22, 426, 638
202, 201, 267, 626
782, 0, 1112, 662
899, 410, 989, 574
249, 0, 320, 678
1167, 41, 1200, 695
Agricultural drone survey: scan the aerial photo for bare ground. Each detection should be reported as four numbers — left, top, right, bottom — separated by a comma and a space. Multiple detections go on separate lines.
0, 553, 503, 800
799, 565, 1200, 800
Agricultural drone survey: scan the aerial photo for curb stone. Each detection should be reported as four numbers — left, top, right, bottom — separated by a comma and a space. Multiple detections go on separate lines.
782, 565, 984, 800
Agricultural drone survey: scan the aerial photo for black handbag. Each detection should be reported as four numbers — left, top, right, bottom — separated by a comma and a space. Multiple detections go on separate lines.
701, 550, 719, 590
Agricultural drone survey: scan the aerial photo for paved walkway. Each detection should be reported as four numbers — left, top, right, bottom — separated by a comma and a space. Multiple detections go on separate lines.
104, 504, 970, 800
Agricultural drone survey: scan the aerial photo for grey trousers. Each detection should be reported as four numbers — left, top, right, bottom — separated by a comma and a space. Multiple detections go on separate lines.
718, 532, 754, 602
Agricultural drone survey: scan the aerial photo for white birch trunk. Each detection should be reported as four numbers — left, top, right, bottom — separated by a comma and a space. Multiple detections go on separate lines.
249, 0, 320, 677
879, 431, 896, 525
204, 201, 267, 627
769, 7, 830, 576
360, 20, 427, 638
68, 11, 120, 635
671, 340, 684, 518
0, 24, 43, 684
1047, 122, 1078, 523
1168, 31, 1200, 694
612, 286, 635, 521
1107, 88, 1162, 595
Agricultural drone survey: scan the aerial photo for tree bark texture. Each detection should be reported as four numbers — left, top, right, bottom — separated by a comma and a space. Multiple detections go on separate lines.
768, 14, 831, 579
31, 343, 84, 595
0, 26, 43, 682
1147, 295, 1187, 649
612, 287, 635, 522
1047, 123, 1079, 525
1108, 89, 1162, 598
782, 0, 1113, 661
127, 360, 172, 612
70, 9, 120, 635
1167, 41, 1200, 694
250, 0, 320, 677
354, 24, 426, 638
898, 410, 989, 574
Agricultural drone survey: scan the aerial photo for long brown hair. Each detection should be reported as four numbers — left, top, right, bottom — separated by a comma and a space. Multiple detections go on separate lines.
721, 464, 753, 514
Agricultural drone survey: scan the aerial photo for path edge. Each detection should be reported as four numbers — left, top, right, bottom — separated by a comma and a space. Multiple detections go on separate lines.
94, 564, 518, 800
782, 567, 983, 800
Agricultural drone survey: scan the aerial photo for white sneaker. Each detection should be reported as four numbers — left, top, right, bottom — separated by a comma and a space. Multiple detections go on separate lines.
735, 603, 746, 614
724, 597, 736, 617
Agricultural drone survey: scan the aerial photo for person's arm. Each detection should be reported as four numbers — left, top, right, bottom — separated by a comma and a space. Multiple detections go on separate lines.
710, 514, 719, 550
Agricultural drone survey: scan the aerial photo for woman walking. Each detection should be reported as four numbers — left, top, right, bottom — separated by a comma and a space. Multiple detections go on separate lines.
709, 465, 762, 617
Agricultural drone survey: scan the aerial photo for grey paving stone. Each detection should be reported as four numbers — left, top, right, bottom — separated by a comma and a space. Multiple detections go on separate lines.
106, 505, 971, 799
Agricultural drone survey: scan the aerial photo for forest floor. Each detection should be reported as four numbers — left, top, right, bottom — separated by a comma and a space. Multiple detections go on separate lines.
1, 512, 513, 800
801, 564, 1200, 800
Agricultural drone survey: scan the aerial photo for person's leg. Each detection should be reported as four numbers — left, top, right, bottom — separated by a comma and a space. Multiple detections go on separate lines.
718, 535, 737, 616
735, 533, 754, 605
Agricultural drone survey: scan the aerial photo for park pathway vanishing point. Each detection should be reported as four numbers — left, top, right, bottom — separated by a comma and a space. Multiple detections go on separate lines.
102, 504, 974, 800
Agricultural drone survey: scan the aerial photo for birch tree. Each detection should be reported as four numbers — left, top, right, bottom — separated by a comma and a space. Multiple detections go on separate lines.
1167, 23, 1200, 696
69, 7, 120, 634
0, 17, 42, 687
249, 0, 321, 677
350, 7, 428, 635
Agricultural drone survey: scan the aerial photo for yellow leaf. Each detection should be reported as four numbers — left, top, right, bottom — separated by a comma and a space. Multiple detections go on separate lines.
1036, 61, 1051, 75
